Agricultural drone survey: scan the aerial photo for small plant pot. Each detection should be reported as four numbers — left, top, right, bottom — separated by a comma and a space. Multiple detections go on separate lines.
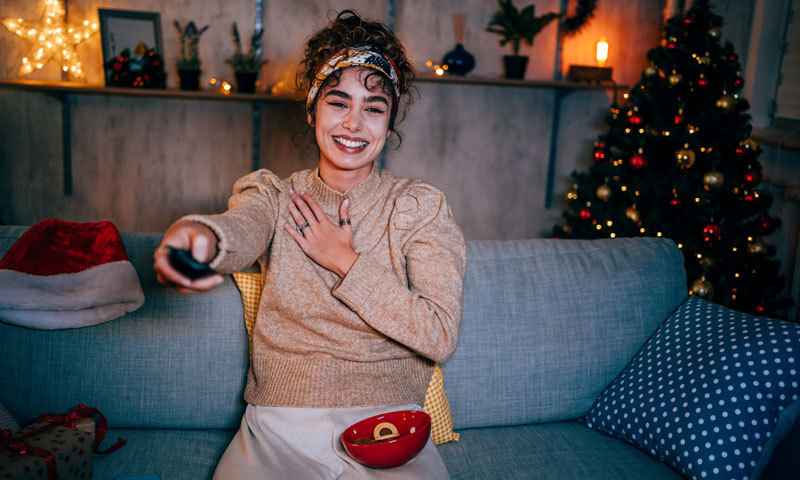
235, 71, 258, 93
503, 55, 529, 80
178, 70, 201, 90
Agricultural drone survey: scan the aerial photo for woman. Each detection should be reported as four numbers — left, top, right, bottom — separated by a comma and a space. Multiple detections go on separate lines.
154, 10, 465, 479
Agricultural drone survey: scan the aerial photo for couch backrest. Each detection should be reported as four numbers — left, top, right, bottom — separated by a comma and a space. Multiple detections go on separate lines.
443, 237, 687, 429
0, 227, 250, 429
0, 227, 687, 431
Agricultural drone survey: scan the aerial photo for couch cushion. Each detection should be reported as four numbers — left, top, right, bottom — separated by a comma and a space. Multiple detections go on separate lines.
0, 228, 250, 429
437, 420, 682, 479
93, 428, 235, 479
443, 238, 687, 429
583, 296, 800, 480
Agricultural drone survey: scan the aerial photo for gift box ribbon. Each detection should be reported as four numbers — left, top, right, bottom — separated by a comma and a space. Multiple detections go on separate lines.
1, 428, 58, 480
37, 403, 126, 454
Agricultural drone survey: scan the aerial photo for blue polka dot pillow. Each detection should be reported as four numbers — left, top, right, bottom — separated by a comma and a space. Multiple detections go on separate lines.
582, 296, 800, 480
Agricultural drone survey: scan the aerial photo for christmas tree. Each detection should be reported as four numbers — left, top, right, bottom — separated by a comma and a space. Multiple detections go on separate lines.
553, 0, 793, 319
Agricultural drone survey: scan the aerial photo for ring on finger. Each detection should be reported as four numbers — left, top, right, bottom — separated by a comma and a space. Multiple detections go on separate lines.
296, 221, 310, 234
339, 218, 351, 226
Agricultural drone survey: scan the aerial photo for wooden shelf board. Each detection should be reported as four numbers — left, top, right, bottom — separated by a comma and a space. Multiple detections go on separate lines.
0, 79, 296, 103
416, 73, 629, 91
752, 127, 800, 151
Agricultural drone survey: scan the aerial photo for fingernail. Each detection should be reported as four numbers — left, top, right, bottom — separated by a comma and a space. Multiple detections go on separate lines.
215, 276, 224, 285
344, 199, 349, 207
289, 189, 294, 194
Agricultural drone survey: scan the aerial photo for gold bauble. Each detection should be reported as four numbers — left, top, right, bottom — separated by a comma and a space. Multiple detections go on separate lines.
748, 239, 767, 255
709, 27, 722, 38
690, 276, 714, 299
716, 95, 735, 111
645, 64, 658, 76
699, 56, 711, 65
702, 171, 725, 190
562, 223, 572, 234
676, 148, 696, 169
596, 185, 612, 202
669, 73, 683, 85
741, 137, 758, 150
626, 207, 641, 223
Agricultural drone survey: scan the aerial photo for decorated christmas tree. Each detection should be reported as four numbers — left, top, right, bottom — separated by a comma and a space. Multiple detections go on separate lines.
553, 0, 793, 319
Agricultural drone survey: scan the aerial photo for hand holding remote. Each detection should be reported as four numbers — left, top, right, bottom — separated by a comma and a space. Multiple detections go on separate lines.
153, 221, 223, 293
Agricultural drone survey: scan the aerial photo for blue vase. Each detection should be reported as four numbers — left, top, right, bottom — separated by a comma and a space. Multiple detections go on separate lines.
442, 44, 475, 76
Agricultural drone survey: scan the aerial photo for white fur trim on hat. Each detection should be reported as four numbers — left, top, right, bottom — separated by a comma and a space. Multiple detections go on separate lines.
0, 260, 144, 330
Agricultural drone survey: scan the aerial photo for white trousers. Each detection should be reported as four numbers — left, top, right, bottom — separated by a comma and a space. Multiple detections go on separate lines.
213, 403, 451, 480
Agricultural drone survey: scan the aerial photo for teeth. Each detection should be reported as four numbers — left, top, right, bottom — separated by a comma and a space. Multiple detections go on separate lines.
335, 137, 367, 148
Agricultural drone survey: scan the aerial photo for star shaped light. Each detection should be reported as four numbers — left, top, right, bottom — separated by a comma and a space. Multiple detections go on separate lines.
3, 0, 98, 78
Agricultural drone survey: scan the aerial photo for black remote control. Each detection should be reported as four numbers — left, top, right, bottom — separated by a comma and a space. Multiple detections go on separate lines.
166, 246, 217, 280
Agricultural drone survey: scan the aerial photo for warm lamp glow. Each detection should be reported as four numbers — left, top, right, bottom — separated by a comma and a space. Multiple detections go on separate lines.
596, 37, 609, 67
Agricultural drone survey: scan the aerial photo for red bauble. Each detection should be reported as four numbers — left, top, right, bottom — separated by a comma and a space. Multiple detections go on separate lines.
735, 146, 747, 156
685, 16, 694, 25
760, 215, 775, 234
593, 147, 608, 163
733, 77, 744, 88
756, 305, 765, 314
579, 208, 592, 221
629, 114, 643, 125
674, 115, 683, 124
667, 43, 677, 50
702, 223, 722, 242
744, 171, 761, 185
698, 78, 709, 87
744, 193, 755, 202
728, 53, 739, 62
629, 153, 646, 170
670, 198, 681, 207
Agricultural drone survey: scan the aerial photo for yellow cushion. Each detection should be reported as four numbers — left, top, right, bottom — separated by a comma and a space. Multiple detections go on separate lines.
231, 272, 460, 445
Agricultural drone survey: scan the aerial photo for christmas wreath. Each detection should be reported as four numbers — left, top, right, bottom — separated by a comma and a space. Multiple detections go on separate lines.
562, 0, 597, 36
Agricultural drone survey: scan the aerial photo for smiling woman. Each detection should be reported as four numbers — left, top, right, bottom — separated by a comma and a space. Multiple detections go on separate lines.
152, 9, 466, 480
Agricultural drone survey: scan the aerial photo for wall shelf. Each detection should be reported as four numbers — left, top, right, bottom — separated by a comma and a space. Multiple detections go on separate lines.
416, 73, 629, 92
0, 79, 297, 195
416, 74, 629, 208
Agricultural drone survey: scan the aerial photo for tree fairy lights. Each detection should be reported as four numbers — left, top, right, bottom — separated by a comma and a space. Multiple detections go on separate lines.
3, 0, 98, 78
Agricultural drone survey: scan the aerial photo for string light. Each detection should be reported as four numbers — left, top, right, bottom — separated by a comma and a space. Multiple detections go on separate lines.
3, 0, 98, 78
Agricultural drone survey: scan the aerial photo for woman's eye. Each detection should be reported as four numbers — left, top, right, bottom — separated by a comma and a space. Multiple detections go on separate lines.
367, 107, 386, 114
328, 101, 347, 108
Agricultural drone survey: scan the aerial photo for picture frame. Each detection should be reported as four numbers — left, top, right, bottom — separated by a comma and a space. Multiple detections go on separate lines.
98, 8, 163, 86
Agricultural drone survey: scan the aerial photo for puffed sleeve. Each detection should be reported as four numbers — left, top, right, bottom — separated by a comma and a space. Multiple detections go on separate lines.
332, 183, 467, 363
179, 169, 283, 273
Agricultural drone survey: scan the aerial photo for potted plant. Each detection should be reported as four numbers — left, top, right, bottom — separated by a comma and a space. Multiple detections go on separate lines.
174, 21, 208, 90
225, 22, 268, 93
486, 0, 560, 79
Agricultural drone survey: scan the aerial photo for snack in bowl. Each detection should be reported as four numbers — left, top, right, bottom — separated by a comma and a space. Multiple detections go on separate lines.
341, 410, 431, 469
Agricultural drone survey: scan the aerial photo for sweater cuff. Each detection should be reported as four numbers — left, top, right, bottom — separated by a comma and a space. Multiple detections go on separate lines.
332, 251, 386, 312
178, 214, 228, 271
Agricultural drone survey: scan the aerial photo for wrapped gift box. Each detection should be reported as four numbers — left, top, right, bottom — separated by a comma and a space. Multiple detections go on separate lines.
0, 421, 94, 480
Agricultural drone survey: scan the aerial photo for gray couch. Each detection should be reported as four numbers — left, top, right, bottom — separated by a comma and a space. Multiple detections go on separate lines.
0, 226, 796, 479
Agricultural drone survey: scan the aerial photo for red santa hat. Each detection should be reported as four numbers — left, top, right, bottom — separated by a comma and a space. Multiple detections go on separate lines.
0, 219, 144, 330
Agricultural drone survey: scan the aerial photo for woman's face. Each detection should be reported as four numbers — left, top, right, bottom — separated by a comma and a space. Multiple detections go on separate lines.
310, 67, 392, 181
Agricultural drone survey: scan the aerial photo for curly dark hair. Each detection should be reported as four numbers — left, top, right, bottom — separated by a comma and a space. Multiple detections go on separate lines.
298, 10, 415, 137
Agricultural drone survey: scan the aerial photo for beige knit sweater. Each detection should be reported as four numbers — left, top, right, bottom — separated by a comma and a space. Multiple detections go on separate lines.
182, 164, 466, 408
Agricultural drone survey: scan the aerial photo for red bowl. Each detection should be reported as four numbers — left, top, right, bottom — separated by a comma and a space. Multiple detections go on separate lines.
341, 410, 431, 469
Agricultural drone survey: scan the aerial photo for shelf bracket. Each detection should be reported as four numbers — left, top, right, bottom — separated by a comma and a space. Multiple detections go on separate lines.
545, 88, 576, 209
252, 102, 262, 172
51, 91, 73, 196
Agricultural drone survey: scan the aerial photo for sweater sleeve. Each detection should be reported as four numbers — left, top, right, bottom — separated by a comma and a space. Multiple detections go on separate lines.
331, 184, 467, 364
179, 169, 282, 273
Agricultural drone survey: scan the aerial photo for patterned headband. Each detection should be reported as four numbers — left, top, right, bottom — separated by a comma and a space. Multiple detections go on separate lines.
306, 45, 400, 120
